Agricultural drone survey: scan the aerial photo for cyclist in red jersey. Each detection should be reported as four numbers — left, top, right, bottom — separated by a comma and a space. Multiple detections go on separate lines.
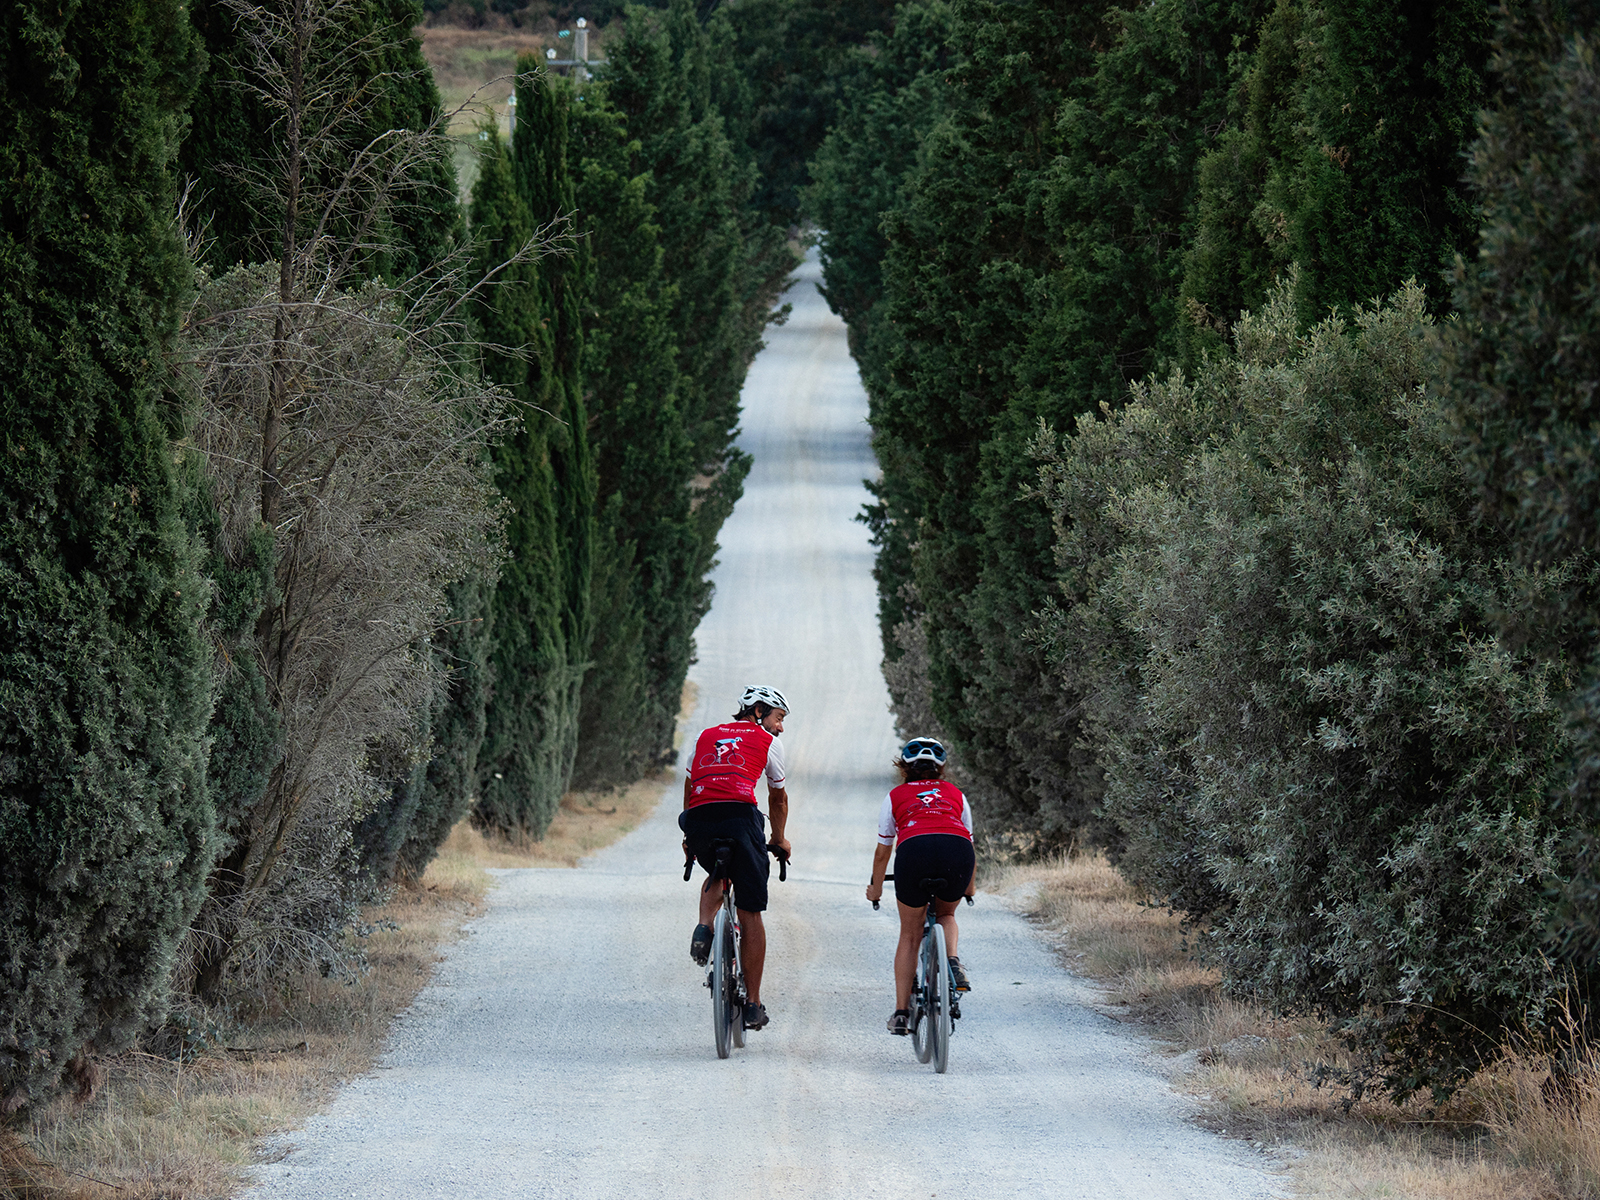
680, 685, 792, 1031
865, 737, 975, 1035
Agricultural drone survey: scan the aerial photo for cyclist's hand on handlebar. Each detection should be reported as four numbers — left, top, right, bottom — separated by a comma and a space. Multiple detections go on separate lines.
865, 880, 883, 906
770, 835, 791, 859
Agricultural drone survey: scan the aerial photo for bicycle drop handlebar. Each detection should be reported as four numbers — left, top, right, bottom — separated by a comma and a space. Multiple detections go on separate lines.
681, 841, 789, 883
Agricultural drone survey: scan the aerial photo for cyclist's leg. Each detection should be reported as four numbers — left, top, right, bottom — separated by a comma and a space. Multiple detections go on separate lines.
726, 810, 771, 1003
699, 876, 727, 927
933, 896, 961, 958
894, 901, 924, 1010
736, 907, 765, 1003
931, 836, 975, 956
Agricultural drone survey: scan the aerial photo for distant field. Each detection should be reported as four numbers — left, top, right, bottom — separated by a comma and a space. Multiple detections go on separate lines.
419, 22, 611, 198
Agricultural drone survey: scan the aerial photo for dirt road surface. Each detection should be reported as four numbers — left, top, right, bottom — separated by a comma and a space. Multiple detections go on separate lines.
246, 254, 1283, 1200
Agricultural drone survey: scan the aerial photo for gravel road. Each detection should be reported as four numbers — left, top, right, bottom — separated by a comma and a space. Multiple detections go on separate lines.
246, 254, 1283, 1200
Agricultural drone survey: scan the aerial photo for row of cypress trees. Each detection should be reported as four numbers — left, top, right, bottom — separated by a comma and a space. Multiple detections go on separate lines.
813, 0, 1600, 1097
0, 0, 790, 1108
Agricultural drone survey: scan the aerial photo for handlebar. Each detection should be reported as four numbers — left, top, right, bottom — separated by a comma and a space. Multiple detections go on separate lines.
767, 842, 789, 882
869, 874, 975, 910
682, 840, 790, 883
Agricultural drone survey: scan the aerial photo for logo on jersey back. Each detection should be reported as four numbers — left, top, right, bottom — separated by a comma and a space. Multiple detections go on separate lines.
701, 736, 744, 768
916, 788, 945, 807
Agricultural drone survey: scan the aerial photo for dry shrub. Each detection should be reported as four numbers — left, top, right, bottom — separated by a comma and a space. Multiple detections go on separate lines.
0, 1129, 90, 1200
988, 849, 1589, 1199
445, 769, 675, 868
991, 850, 1209, 1008
1474, 1000, 1600, 1196
17, 860, 486, 1200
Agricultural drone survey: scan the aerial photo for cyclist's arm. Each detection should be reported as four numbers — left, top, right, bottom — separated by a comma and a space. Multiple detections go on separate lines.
866, 841, 892, 904
683, 775, 692, 809
767, 784, 790, 854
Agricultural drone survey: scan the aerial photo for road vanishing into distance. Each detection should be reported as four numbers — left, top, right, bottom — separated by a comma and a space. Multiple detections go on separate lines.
246, 254, 1282, 1200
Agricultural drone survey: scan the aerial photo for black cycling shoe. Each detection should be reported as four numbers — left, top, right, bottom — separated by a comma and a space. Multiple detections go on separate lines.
743, 1001, 770, 1030
948, 956, 971, 993
887, 1009, 911, 1036
689, 923, 713, 966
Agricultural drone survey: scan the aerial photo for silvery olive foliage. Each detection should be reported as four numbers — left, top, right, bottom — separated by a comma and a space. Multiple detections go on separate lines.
1037, 278, 1578, 1100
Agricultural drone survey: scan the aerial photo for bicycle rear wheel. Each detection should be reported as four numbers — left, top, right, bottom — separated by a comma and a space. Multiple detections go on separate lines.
711, 908, 736, 1059
930, 923, 952, 1073
912, 926, 935, 1064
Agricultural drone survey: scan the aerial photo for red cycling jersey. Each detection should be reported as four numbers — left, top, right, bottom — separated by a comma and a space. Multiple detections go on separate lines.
686, 721, 783, 807
883, 779, 972, 845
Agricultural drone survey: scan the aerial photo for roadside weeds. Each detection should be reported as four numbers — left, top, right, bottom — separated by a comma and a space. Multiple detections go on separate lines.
5, 770, 674, 1200
987, 852, 1595, 1199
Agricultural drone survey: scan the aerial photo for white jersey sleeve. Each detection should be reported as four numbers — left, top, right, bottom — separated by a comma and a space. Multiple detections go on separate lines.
877, 792, 897, 846
763, 735, 786, 789
961, 795, 974, 835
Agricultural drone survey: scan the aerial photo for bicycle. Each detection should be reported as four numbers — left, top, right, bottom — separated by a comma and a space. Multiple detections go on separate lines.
684, 837, 788, 1059
872, 873, 972, 1074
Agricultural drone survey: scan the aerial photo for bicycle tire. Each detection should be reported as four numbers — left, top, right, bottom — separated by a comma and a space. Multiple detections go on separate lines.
912, 925, 935, 1064
712, 908, 735, 1059
731, 917, 746, 1049
931, 924, 952, 1073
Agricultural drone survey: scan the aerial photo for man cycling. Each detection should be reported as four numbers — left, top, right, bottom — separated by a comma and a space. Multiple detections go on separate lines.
680, 685, 792, 1032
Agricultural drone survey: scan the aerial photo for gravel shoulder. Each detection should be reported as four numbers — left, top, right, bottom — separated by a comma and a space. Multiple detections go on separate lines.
244, 254, 1284, 1200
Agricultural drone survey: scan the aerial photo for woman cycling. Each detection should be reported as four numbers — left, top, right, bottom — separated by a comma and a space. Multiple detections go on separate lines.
865, 736, 975, 1036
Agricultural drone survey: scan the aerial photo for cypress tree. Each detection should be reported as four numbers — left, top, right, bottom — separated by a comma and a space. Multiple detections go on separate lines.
473, 70, 596, 839
590, 2, 789, 767
569, 85, 691, 786
1181, 0, 1494, 336
807, 0, 958, 427
848, 0, 1263, 843
1439, 0, 1600, 958
714, 0, 899, 229
395, 576, 495, 876
0, 0, 216, 1105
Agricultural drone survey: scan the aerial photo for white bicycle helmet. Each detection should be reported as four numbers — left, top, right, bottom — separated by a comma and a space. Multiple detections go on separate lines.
899, 736, 946, 765
738, 685, 791, 715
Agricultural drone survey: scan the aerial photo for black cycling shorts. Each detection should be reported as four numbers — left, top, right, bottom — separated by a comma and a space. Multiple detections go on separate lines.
679, 802, 770, 913
892, 834, 975, 909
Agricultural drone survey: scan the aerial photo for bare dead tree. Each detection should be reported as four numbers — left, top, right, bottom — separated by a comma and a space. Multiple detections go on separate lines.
177, 0, 568, 994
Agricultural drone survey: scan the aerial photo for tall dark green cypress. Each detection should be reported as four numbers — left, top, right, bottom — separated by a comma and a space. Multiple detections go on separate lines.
590, 2, 789, 768
807, 0, 958, 427
0, 0, 216, 1106
395, 577, 495, 875
1439, 0, 1600, 959
1181, 0, 1494, 336
713, 0, 899, 229
473, 70, 596, 839
831, 0, 1329, 845
569, 85, 692, 786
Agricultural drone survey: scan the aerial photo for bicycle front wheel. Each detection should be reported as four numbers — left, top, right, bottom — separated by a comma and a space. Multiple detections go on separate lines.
930, 923, 952, 1073
731, 924, 746, 1049
912, 926, 935, 1064
711, 908, 736, 1059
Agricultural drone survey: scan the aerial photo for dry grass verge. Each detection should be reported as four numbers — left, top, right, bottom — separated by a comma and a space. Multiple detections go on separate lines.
6, 771, 675, 1200
987, 852, 1594, 1199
